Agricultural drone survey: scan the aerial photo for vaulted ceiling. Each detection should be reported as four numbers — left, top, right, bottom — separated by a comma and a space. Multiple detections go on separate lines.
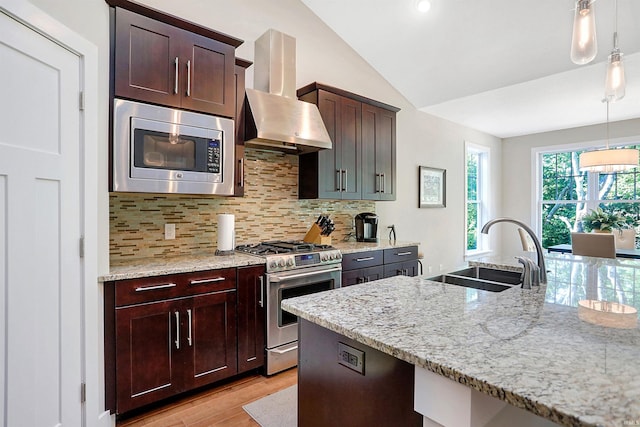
301, 0, 640, 138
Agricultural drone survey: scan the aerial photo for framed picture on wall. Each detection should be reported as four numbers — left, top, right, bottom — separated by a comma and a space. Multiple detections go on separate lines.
419, 166, 446, 208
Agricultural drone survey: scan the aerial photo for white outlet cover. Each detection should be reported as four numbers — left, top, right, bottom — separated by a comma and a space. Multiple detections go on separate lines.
165, 223, 176, 240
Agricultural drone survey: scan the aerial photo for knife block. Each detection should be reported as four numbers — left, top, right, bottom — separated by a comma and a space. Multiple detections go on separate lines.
303, 223, 332, 245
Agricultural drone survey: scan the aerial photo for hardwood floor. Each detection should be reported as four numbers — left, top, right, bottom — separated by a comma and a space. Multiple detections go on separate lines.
116, 368, 297, 427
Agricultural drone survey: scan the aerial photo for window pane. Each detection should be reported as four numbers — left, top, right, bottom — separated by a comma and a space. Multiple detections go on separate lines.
541, 203, 577, 247
467, 152, 478, 201
467, 202, 478, 250
541, 152, 586, 201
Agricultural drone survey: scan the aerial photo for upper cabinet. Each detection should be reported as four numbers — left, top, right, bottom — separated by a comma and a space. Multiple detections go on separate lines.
297, 83, 399, 201
111, 2, 241, 118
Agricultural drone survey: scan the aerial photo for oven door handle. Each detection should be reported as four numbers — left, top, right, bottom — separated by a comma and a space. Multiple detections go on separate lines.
269, 266, 342, 282
271, 344, 298, 354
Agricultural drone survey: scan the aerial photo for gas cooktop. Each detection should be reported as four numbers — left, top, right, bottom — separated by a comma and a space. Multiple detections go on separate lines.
235, 240, 334, 255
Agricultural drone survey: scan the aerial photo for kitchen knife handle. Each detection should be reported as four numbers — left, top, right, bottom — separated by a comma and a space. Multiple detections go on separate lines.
258, 276, 264, 308
174, 57, 179, 95
174, 311, 180, 350
186, 60, 191, 97
186, 309, 192, 346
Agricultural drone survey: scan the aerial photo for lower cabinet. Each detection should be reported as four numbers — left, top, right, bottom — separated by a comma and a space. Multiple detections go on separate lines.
237, 265, 266, 373
105, 265, 265, 415
341, 246, 419, 286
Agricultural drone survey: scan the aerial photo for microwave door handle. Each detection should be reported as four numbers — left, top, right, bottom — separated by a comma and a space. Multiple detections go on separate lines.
174, 57, 179, 95
269, 266, 342, 282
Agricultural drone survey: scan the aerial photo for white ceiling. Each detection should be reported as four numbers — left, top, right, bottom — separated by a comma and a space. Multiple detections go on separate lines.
300, 0, 640, 138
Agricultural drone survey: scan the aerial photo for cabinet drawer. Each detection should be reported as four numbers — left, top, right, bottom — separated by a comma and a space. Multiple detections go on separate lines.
342, 266, 385, 287
114, 268, 236, 307
383, 260, 419, 278
341, 250, 383, 270
383, 246, 418, 264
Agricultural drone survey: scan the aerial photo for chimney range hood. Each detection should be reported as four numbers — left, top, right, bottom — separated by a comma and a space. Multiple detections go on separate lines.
244, 29, 332, 154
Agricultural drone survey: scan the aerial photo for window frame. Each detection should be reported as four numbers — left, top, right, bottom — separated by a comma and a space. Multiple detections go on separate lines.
465, 141, 491, 256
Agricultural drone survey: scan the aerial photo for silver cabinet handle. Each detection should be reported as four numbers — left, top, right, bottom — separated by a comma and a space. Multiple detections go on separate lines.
342, 169, 348, 191
190, 277, 225, 285
135, 283, 176, 292
376, 173, 381, 193
356, 256, 375, 262
186, 309, 192, 346
336, 169, 342, 191
258, 276, 264, 308
174, 311, 180, 350
396, 252, 412, 256
174, 57, 179, 94
186, 59, 191, 97
381, 173, 385, 193
238, 158, 244, 188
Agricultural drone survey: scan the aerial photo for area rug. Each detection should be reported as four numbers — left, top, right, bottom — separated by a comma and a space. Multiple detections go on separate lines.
243, 385, 297, 427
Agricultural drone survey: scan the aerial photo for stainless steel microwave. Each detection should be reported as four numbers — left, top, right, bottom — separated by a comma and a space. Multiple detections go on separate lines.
112, 99, 235, 195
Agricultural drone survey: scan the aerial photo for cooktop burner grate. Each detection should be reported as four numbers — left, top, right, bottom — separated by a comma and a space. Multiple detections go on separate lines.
235, 240, 334, 255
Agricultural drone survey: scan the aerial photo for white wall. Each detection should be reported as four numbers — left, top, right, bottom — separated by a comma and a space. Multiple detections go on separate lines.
502, 118, 640, 256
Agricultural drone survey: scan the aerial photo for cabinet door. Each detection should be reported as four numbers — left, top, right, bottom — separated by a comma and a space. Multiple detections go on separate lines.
187, 291, 238, 389
362, 103, 396, 201
339, 96, 362, 199
383, 260, 419, 278
115, 300, 182, 413
234, 62, 247, 196
316, 90, 344, 199
342, 266, 385, 287
237, 265, 266, 373
179, 31, 235, 117
114, 8, 182, 108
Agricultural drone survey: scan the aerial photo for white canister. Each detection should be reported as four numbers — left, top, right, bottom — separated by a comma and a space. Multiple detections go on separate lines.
217, 214, 235, 252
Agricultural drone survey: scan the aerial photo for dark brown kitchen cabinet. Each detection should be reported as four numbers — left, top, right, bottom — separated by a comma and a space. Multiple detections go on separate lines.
236, 265, 266, 373
113, 6, 237, 118
234, 58, 252, 197
297, 82, 399, 201
105, 268, 237, 414
362, 103, 396, 201
341, 246, 419, 285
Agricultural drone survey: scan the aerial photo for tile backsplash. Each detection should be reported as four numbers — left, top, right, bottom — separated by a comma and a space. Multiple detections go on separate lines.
110, 148, 375, 263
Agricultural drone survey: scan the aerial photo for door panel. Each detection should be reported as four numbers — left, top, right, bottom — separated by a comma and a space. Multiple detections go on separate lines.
317, 91, 342, 199
340, 97, 362, 198
0, 11, 82, 427
190, 291, 238, 387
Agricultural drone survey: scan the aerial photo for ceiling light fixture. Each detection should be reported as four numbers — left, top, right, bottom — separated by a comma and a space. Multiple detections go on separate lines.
416, 0, 431, 13
604, 0, 625, 101
570, 0, 597, 65
579, 100, 638, 172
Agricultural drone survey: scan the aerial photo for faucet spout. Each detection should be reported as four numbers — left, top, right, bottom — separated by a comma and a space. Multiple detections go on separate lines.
481, 218, 547, 284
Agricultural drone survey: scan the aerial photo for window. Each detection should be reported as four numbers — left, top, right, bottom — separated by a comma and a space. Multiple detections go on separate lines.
465, 143, 490, 254
539, 144, 640, 248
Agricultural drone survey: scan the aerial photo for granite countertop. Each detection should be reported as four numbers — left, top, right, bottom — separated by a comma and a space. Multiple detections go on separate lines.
282, 253, 640, 427
99, 240, 419, 282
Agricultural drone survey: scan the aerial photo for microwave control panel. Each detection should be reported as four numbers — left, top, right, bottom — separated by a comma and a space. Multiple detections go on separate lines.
207, 139, 221, 173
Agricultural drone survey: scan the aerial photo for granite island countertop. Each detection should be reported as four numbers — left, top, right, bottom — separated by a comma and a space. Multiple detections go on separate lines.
282, 252, 640, 427
99, 240, 419, 282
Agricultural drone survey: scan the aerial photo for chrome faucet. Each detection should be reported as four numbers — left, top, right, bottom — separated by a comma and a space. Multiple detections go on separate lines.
481, 218, 547, 284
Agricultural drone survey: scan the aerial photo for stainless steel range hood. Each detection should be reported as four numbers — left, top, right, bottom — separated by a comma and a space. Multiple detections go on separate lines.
244, 29, 331, 154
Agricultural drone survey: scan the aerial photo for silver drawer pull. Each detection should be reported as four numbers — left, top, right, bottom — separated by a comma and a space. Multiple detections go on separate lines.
187, 309, 192, 347
174, 311, 180, 350
190, 277, 226, 285
356, 257, 375, 262
396, 252, 412, 256
135, 283, 177, 292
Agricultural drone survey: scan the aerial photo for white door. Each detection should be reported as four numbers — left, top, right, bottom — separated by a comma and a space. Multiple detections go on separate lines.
0, 10, 83, 427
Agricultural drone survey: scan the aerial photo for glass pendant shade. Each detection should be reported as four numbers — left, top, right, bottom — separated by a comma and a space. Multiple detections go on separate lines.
571, 0, 597, 64
604, 50, 625, 101
579, 148, 638, 172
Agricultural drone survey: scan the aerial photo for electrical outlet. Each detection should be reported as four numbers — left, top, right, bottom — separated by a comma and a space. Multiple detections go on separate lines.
337, 342, 364, 374
428, 265, 433, 274
165, 223, 176, 240
439, 264, 444, 272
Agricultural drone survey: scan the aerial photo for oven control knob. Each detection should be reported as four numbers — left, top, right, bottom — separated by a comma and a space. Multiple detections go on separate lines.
287, 258, 294, 266
336, 252, 342, 259
321, 254, 328, 261
270, 261, 278, 269
278, 259, 286, 267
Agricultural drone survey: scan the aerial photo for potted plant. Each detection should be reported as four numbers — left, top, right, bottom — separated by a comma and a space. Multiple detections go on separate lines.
580, 208, 632, 232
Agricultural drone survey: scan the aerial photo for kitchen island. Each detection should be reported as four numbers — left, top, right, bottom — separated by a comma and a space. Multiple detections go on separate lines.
282, 253, 640, 427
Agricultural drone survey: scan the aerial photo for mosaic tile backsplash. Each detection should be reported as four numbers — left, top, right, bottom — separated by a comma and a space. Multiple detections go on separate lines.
110, 148, 375, 263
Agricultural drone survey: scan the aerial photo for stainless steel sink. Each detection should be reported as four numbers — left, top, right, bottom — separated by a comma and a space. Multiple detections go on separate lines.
427, 266, 522, 292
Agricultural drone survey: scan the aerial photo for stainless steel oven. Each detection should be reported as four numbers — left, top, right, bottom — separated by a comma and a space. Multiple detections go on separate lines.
236, 241, 342, 375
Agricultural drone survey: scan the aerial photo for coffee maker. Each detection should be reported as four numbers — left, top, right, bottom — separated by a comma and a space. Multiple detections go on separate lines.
355, 212, 379, 242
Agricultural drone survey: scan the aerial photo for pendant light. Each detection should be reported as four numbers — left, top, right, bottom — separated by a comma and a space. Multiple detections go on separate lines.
579, 101, 638, 172
416, 0, 431, 13
604, 0, 626, 101
571, 0, 597, 65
